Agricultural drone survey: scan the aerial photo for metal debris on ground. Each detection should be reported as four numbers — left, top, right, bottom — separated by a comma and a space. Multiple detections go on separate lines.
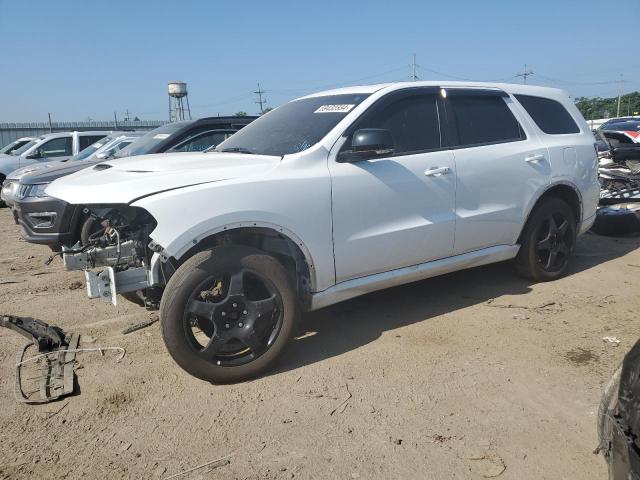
1, 315, 79, 404
1, 314, 126, 404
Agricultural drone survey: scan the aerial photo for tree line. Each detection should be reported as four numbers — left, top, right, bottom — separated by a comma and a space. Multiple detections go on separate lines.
575, 92, 640, 120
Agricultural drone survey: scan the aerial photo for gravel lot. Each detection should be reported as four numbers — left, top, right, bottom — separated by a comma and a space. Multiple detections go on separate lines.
1, 207, 639, 479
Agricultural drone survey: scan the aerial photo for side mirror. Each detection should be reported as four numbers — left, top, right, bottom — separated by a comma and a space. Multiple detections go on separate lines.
27, 148, 42, 160
338, 128, 394, 162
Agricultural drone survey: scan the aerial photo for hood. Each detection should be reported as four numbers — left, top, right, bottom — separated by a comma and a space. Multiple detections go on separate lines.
46, 151, 281, 205
17, 160, 100, 185
0, 153, 23, 176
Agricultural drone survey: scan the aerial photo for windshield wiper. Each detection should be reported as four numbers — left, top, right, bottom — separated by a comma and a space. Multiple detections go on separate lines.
220, 147, 255, 154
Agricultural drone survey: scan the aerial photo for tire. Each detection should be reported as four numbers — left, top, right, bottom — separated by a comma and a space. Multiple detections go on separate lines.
160, 245, 299, 383
516, 197, 577, 282
80, 215, 102, 246
0, 175, 6, 208
591, 203, 640, 236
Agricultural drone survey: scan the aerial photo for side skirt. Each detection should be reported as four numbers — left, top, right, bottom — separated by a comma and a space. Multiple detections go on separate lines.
310, 244, 520, 310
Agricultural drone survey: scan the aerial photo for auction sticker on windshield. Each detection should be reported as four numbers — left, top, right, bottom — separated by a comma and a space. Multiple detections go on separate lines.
314, 104, 356, 113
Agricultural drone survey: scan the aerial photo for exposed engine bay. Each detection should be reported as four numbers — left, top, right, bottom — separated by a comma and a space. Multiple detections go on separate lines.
60, 205, 161, 307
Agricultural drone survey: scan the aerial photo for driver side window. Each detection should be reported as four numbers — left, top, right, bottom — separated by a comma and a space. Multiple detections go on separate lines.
342, 93, 441, 156
40, 137, 73, 157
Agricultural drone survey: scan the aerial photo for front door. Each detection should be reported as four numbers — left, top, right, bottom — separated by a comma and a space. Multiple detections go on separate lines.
330, 88, 457, 283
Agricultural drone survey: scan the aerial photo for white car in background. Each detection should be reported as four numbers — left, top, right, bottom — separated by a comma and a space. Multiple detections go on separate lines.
0, 137, 34, 155
50, 81, 599, 383
0, 132, 143, 207
0, 130, 111, 188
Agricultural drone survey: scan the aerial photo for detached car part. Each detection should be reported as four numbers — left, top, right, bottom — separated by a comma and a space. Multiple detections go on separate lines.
597, 339, 640, 479
0, 315, 79, 404
592, 203, 640, 236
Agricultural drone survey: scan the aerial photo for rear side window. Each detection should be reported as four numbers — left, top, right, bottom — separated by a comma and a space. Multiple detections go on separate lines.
448, 95, 525, 147
515, 94, 580, 134
79, 135, 107, 150
348, 94, 441, 154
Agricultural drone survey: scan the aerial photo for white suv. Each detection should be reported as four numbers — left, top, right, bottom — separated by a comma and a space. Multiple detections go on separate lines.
49, 82, 599, 383
0, 131, 111, 184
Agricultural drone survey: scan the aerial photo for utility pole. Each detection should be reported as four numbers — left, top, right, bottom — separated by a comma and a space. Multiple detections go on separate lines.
124, 109, 131, 122
47, 113, 53, 133
516, 64, 534, 84
411, 53, 418, 81
114, 111, 118, 128
616, 74, 624, 118
254, 83, 266, 114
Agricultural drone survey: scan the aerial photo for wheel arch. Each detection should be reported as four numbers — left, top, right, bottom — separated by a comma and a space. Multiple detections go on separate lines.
518, 181, 583, 243
162, 222, 318, 308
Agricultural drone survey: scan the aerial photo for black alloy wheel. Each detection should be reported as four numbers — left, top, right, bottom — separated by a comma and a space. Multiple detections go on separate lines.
534, 212, 574, 273
160, 246, 298, 383
516, 197, 577, 281
184, 267, 284, 367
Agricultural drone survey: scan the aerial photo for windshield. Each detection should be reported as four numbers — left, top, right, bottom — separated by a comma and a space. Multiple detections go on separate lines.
215, 93, 370, 156
75, 136, 115, 161
11, 137, 42, 156
114, 122, 186, 158
602, 120, 640, 132
0, 139, 30, 155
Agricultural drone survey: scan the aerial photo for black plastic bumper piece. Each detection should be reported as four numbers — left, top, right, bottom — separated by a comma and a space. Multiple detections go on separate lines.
12, 195, 82, 248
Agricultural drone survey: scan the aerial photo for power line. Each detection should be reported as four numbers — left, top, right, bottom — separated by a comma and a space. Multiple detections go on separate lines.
411, 53, 418, 81
253, 83, 267, 114
516, 64, 534, 84
617, 74, 625, 117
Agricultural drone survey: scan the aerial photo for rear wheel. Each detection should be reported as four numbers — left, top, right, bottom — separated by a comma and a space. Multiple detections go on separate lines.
516, 197, 577, 281
160, 246, 298, 383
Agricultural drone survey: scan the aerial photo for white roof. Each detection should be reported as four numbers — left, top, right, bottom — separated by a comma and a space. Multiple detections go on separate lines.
300, 81, 568, 101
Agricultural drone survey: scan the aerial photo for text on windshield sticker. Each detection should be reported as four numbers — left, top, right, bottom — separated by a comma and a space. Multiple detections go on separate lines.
314, 104, 356, 113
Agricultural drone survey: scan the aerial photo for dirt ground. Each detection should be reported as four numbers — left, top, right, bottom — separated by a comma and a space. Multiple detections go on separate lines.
0, 208, 638, 479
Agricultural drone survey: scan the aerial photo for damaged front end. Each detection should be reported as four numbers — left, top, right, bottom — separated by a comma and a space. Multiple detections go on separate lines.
61, 205, 163, 307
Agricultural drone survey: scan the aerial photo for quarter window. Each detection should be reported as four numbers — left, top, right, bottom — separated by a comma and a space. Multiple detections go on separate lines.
344, 94, 441, 155
40, 137, 73, 157
515, 94, 580, 134
449, 95, 525, 147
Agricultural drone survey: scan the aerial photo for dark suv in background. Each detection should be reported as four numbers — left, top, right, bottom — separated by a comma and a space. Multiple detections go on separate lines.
12, 116, 256, 250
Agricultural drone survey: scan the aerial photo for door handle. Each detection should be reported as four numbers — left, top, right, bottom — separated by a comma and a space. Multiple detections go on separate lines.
424, 166, 451, 177
525, 153, 545, 163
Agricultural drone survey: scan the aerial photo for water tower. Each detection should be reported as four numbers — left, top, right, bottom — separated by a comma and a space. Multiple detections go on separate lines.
168, 81, 192, 122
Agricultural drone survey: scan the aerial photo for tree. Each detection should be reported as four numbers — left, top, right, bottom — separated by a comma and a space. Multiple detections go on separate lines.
234, 111, 247, 117
575, 92, 640, 120
261, 107, 273, 115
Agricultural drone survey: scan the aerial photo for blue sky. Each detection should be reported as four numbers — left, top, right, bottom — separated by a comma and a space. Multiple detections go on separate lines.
0, 0, 638, 122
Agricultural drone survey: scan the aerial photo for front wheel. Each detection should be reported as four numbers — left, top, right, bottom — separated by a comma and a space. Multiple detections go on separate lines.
160, 246, 298, 383
516, 197, 577, 282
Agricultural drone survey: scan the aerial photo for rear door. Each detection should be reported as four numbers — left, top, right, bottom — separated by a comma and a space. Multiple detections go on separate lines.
443, 89, 550, 255
330, 88, 457, 282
